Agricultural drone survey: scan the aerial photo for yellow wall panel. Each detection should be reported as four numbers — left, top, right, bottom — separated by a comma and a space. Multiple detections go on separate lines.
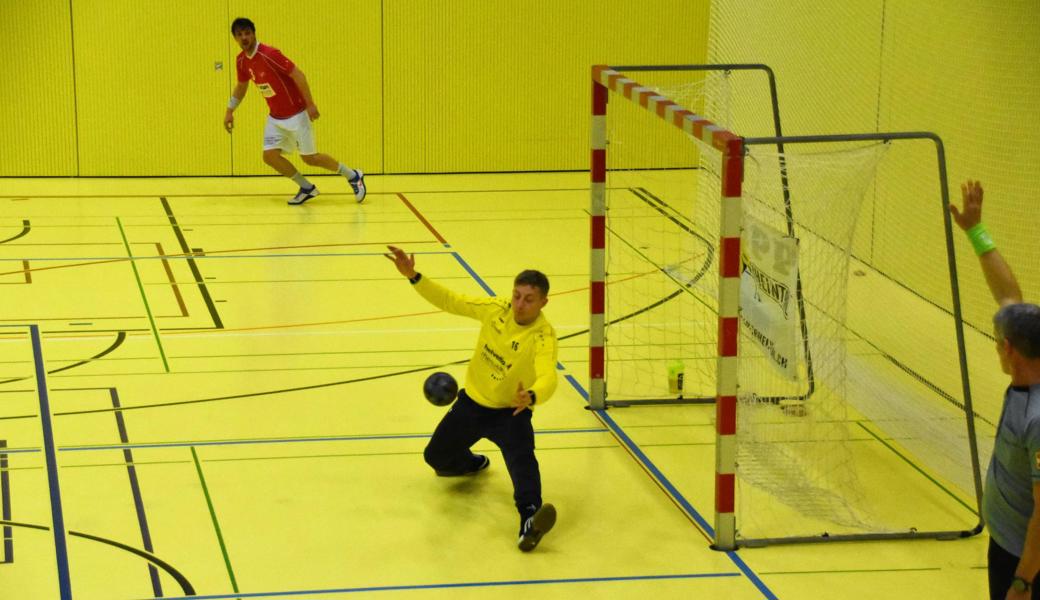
707, 0, 1040, 330
72, 0, 231, 175
873, 1, 1040, 327
0, 0, 77, 176
227, 1, 383, 176
8, 0, 705, 177
384, 0, 710, 173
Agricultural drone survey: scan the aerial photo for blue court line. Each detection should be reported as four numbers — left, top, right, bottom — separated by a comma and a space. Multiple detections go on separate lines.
140, 571, 742, 600
445, 254, 778, 600
451, 252, 497, 296
29, 325, 73, 600
0, 427, 609, 455
563, 376, 777, 600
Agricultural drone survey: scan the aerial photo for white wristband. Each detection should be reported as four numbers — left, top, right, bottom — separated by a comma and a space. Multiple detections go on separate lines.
227, 96, 241, 111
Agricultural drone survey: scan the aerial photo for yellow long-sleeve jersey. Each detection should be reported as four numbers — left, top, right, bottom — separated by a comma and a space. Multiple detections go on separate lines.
412, 275, 558, 409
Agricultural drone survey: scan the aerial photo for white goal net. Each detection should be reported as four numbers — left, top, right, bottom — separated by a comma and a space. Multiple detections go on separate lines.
592, 65, 983, 547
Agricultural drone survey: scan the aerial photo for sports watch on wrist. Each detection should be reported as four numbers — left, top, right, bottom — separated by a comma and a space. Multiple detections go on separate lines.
1011, 576, 1031, 593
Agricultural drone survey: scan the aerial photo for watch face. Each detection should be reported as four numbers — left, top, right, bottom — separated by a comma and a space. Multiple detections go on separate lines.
1012, 577, 1030, 592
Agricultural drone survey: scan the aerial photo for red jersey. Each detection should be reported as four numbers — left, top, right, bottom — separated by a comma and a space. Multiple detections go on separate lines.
235, 43, 307, 119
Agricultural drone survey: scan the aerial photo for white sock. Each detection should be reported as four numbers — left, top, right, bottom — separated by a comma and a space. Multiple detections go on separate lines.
337, 163, 358, 180
290, 172, 312, 189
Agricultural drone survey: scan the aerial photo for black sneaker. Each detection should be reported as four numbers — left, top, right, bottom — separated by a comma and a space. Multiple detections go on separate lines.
435, 454, 489, 477
288, 185, 319, 205
348, 170, 366, 203
518, 503, 556, 552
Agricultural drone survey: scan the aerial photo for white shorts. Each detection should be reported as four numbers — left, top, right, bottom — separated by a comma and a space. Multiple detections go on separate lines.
262, 110, 317, 155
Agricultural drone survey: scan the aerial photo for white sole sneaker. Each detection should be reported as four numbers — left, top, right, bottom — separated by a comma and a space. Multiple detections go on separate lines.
350, 171, 366, 203
288, 185, 319, 205
518, 503, 556, 552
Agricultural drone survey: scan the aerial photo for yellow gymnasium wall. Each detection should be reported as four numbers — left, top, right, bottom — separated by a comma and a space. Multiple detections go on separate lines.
382, 0, 710, 173
0, 0, 709, 177
70, 0, 233, 176
0, 0, 77, 176
706, 0, 1040, 330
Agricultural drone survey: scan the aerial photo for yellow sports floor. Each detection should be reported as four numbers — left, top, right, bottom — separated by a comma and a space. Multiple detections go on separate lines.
0, 173, 990, 599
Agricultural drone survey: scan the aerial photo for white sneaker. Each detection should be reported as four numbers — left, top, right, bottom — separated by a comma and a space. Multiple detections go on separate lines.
348, 170, 366, 203
288, 185, 319, 205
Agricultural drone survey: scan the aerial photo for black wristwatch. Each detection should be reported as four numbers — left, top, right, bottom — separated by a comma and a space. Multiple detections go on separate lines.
408, 273, 422, 284
1011, 576, 1031, 593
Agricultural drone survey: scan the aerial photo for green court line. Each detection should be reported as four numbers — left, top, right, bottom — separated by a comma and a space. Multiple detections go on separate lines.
116, 217, 170, 373
191, 446, 239, 594
857, 422, 977, 515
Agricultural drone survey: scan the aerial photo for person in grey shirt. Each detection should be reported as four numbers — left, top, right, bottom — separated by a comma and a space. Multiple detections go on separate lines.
951, 180, 1040, 599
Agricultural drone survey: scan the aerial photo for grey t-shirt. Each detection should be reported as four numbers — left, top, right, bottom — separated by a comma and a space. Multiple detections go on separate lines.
984, 384, 1040, 555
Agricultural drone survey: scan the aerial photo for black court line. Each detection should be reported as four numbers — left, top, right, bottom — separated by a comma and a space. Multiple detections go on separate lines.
0, 220, 30, 244
160, 197, 224, 329
0, 362, 459, 421
0, 331, 127, 386
0, 519, 195, 596
111, 388, 163, 597
1, 440, 11, 563
0, 260, 31, 285
156, 242, 190, 317
48, 331, 127, 375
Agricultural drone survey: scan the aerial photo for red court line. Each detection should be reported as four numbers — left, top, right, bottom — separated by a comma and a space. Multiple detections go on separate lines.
397, 193, 447, 244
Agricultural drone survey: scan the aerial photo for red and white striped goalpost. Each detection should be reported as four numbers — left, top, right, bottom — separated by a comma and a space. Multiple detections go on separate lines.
589, 65, 744, 550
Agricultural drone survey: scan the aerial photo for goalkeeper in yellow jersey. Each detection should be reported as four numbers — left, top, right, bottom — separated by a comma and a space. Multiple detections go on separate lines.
385, 245, 559, 552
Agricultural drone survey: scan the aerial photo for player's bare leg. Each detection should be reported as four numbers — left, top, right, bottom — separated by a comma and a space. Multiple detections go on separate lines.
301, 153, 366, 203
265, 149, 319, 205
263, 149, 298, 177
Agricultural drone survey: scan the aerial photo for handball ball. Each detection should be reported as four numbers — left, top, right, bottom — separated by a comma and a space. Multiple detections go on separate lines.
423, 372, 458, 406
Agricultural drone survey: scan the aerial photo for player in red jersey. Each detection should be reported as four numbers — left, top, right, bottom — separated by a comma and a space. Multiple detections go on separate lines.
224, 18, 365, 205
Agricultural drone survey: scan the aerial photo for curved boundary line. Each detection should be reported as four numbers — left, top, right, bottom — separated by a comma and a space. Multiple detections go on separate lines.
0, 331, 127, 386
49, 331, 127, 375
0, 519, 195, 596
0, 220, 30, 245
